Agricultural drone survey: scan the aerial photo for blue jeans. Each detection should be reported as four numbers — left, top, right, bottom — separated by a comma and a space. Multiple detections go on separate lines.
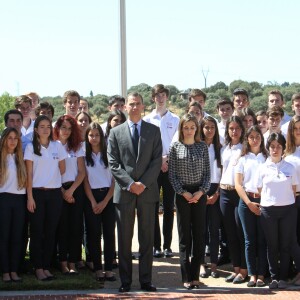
220, 189, 246, 269
238, 197, 268, 276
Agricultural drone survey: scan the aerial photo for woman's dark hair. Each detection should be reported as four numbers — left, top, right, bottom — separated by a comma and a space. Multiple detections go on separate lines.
241, 125, 268, 158
239, 108, 257, 126
199, 116, 222, 168
105, 110, 126, 138
32, 115, 53, 156
266, 132, 286, 152
85, 122, 108, 168
224, 116, 245, 146
53, 115, 82, 152
178, 113, 200, 143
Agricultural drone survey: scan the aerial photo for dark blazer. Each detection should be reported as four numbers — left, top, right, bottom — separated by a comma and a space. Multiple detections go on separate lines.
107, 120, 162, 204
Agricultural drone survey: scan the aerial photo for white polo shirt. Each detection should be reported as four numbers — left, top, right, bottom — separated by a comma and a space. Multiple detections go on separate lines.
101, 122, 108, 135
21, 119, 35, 136
85, 152, 112, 189
217, 122, 226, 145
24, 141, 67, 188
0, 154, 26, 194
61, 142, 85, 183
235, 152, 266, 193
281, 120, 290, 135
207, 144, 221, 184
144, 110, 179, 156
220, 143, 242, 186
284, 146, 300, 193
281, 111, 292, 126
256, 158, 298, 207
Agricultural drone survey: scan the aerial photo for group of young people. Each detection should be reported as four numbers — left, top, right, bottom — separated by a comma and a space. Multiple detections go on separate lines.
0, 86, 300, 292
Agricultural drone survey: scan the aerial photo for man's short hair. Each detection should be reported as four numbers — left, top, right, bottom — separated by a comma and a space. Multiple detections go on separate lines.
188, 89, 207, 102
26, 92, 40, 103
63, 90, 80, 104
108, 95, 126, 106
4, 109, 23, 124
35, 102, 54, 117
216, 97, 234, 110
268, 90, 283, 101
266, 106, 284, 118
126, 92, 143, 103
233, 88, 248, 98
256, 110, 267, 117
151, 84, 169, 98
14, 95, 32, 108
291, 93, 300, 103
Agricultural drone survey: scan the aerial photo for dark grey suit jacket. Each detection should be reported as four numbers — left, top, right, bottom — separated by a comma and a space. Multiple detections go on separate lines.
107, 120, 162, 204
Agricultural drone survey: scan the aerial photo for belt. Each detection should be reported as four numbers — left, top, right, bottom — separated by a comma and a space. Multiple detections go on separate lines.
62, 181, 74, 188
92, 187, 109, 192
34, 187, 57, 191
220, 184, 235, 191
246, 192, 260, 199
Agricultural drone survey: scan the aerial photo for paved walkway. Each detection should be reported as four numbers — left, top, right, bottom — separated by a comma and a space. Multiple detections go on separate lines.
0, 215, 299, 299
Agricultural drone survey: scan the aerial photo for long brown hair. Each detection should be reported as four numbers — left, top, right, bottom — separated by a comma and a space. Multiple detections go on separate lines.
32, 115, 53, 156
85, 122, 108, 168
199, 116, 222, 168
178, 114, 200, 143
241, 125, 268, 159
285, 115, 300, 156
0, 127, 27, 189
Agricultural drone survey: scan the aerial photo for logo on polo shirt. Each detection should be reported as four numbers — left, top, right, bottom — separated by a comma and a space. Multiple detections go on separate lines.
52, 152, 59, 160
166, 122, 173, 129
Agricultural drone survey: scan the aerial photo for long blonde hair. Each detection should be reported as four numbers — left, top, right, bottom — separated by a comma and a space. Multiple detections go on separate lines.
0, 128, 27, 189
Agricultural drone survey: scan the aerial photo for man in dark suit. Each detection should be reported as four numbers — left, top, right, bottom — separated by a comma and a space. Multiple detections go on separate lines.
107, 92, 162, 293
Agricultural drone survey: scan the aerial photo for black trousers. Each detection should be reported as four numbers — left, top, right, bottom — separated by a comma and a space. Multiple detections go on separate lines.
176, 186, 206, 282
261, 204, 297, 280
0, 193, 26, 273
58, 183, 84, 263
219, 189, 246, 269
206, 183, 222, 264
29, 188, 63, 269
154, 171, 175, 251
84, 188, 115, 271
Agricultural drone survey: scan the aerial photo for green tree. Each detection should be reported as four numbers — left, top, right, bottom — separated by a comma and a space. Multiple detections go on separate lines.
0, 93, 15, 131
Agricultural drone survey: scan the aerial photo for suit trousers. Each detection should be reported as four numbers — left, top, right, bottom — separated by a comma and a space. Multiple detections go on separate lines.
115, 198, 156, 285
58, 183, 84, 263
154, 171, 175, 251
84, 188, 115, 271
29, 188, 63, 269
176, 187, 206, 283
219, 189, 246, 269
260, 204, 297, 280
0, 193, 26, 273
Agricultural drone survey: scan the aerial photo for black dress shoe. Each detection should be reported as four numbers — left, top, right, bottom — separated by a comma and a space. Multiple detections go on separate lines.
119, 284, 131, 293
141, 283, 157, 292
217, 256, 231, 266
153, 249, 163, 258
164, 249, 174, 258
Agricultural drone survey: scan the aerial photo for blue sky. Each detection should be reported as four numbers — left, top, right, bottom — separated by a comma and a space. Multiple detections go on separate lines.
0, 0, 299, 97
